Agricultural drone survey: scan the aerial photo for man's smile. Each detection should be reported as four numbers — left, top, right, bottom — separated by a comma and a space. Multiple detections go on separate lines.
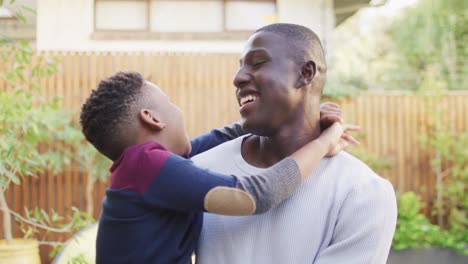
239, 93, 259, 114
239, 94, 258, 106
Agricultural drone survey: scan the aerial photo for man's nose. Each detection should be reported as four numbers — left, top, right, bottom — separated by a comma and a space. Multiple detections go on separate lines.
233, 67, 250, 89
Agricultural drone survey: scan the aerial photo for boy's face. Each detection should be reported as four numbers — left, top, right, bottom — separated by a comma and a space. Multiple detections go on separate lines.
145, 82, 191, 156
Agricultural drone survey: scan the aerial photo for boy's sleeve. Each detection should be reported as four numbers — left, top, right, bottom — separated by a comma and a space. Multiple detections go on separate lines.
188, 122, 245, 157
143, 152, 302, 215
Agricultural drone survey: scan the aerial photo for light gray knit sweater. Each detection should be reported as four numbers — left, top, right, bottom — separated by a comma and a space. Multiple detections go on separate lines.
192, 135, 397, 264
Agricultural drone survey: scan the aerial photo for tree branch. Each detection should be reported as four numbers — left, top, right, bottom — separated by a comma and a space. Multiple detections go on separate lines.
39, 241, 66, 247
440, 167, 453, 180
9, 210, 74, 233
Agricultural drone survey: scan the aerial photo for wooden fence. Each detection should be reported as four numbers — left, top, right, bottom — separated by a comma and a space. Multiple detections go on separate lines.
1, 51, 467, 263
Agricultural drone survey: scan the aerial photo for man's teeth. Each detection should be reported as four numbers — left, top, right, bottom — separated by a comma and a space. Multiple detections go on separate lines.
240, 95, 258, 105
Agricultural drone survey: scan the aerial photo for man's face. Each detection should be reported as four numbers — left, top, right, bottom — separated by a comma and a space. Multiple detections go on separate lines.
234, 31, 303, 136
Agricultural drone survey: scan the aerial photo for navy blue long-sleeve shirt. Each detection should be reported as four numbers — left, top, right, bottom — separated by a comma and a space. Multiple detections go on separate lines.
96, 125, 301, 264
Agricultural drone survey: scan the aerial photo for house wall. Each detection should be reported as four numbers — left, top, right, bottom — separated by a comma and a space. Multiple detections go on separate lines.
37, 0, 335, 53
277, 0, 335, 59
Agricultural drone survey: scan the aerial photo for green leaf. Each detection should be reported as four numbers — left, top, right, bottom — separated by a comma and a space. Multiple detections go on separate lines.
5, 170, 20, 184
20, 5, 36, 14
0, 177, 7, 189
4, 147, 13, 158
34, 207, 40, 220
25, 208, 31, 219
14, 11, 27, 24
40, 209, 50, 224
23, 227, 33, 239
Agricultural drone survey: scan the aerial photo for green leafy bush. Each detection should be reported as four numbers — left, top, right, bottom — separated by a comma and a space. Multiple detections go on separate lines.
393, 192, 467, 254
0, 4, 101, 263
393, 192, 444, 249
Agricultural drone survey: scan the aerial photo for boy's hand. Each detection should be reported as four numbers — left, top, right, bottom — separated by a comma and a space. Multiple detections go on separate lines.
321, 122, 360, 157
320, 102, 343, 131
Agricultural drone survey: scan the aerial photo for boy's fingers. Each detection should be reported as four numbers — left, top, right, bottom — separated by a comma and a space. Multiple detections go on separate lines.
335, 140, 349, 152
342, 124, 360, 132
342, 133, 360, 146
321, 104, 342, 112
322, 110, 342, 117
321, 115, 344, 124
340, 140, 350, 149
321, 102, 340, 109
322, 108, 342, 116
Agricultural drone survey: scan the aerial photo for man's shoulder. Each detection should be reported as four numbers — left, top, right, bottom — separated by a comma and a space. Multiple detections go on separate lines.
191, 135, 245, 162
326, 151, 393, 192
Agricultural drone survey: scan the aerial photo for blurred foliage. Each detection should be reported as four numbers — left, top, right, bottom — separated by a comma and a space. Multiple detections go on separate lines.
66, 254, 90, 264
392, 67, 468, 254
15, 207, 94, 259
331, 0, 468, 253
0, 0, 70, 192
0, 33, 96, 255
0, 3, 108, 263
0, 30, 77, 203
417, 69, 467, 246
344, 132, 392, 178
348, 148, 391, 176
0, 87, 76, 187
323, 75, 364, 101
393, 192, 467, 254
329, 0, 467, 93
393, 192, 445, 250
390, 0, 467, 91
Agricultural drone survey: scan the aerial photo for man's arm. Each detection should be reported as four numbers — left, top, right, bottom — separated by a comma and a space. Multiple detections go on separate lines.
189, 122, 245, 157
314, 179, 397, 264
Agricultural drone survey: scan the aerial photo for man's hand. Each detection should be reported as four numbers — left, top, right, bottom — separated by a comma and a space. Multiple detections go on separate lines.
320, 102, 343, 131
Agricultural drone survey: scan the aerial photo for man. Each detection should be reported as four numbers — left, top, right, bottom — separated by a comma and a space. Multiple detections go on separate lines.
192, 23, 397, 264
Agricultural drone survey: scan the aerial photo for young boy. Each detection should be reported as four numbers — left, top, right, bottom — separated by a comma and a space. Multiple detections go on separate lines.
79, 72, 357, 263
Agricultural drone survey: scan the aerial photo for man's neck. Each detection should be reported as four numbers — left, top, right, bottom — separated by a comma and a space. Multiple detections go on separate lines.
241, 119, 321, 168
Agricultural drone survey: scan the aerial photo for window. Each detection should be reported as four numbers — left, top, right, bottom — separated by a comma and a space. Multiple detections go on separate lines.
95, 1, 148, 31
93, 0, 276, 40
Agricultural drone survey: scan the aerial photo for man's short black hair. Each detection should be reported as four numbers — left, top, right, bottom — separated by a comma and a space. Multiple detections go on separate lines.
255, 23, 327, 85
80, 71, 145, 161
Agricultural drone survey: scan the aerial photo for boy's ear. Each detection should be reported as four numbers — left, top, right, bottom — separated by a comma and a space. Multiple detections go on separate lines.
295, 60, 316, 88
139, 109, 166, 131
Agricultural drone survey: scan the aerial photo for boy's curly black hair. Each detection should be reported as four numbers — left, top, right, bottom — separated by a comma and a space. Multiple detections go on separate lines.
80, 71, 145, 161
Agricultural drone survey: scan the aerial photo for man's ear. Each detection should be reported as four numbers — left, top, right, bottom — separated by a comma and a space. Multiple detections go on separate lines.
139, 109, 166, 131
295, 60, 316, 88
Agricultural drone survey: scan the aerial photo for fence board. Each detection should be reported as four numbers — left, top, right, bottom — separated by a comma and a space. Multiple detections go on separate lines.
1, 51, 467, 263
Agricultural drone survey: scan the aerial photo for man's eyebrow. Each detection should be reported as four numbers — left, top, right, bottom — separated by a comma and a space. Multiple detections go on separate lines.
239, 49, 270, 64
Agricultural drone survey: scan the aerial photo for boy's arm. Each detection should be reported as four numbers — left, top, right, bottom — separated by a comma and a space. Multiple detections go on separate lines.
143, 151, 300, 215
144, 123, 356, 215
189, 122, 245, 157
